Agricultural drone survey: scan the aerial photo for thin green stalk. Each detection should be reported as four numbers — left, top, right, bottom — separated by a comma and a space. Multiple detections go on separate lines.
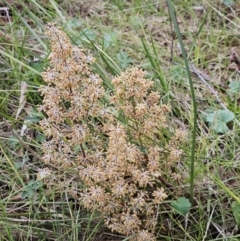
0, 143, 25, 187
187, 9, 210, 59
167, 0, 197, 203
0, 48, 40, 75
141, 38, 168, 92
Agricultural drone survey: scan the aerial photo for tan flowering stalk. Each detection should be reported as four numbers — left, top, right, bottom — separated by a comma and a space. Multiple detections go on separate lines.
38, 25, 186, 241
38, 23, 104, 169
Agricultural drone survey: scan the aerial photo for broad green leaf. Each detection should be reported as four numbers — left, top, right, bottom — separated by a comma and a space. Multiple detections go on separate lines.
26, 108, 43, 124
232, 201, 240, 226
22, 190, 34, 199
229, 81, 240, 94
103, 32, 117, 50
221, 0, 235, 7
80, 28, 96, 42
7, 136, 20, 149
218, 110, 235, 123
65, 18, 84, 30
206, 110, 234, 133
14, 161, 24, 170
201, 108, 216, 122
169, 65, 187, 80
36, 133, 46, 143
117, 51, 133, 69
21, 180, 42, 199
211, 120, 230, 133
129, 15, 143, 27
207, 110, 234, 123
171, 197, 191, 216
28, 180, 42, 190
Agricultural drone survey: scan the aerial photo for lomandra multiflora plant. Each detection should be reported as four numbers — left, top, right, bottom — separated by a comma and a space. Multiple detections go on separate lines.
38, 24, 186, 241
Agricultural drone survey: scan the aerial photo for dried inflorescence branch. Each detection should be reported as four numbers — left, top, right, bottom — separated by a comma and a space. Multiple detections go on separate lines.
38, 24, 186, 241
38, 23, 104, 168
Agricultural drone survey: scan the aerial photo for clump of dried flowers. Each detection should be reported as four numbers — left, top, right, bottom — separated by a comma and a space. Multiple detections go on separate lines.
38, 24, 186, 241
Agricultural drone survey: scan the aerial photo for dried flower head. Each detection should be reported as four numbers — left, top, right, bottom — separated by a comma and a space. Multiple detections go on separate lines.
38, 25, 186, 241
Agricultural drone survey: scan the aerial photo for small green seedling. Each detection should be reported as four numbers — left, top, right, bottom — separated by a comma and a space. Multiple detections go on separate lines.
228, 81, 240, 94
232, 201, 240, 227
221, 0, 235, 7
205, 109, 235, 133
103, 32, 117, 50
171, 197, 191, 216
22, 180, 42, 199
117, 51, 132, 69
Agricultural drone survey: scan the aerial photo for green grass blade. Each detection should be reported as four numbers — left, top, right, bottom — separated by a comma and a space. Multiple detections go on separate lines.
0, 48, 40, 75
166, 0, 197, 203
141, 38, 169, 93
49, 0, 67, 24
188, 9, 210, 59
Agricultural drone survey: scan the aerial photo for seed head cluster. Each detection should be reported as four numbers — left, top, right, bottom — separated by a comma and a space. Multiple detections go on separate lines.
38, 24, 186, 241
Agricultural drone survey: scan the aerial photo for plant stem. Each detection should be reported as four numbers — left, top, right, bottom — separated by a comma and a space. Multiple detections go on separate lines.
167, 0, 197, 203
